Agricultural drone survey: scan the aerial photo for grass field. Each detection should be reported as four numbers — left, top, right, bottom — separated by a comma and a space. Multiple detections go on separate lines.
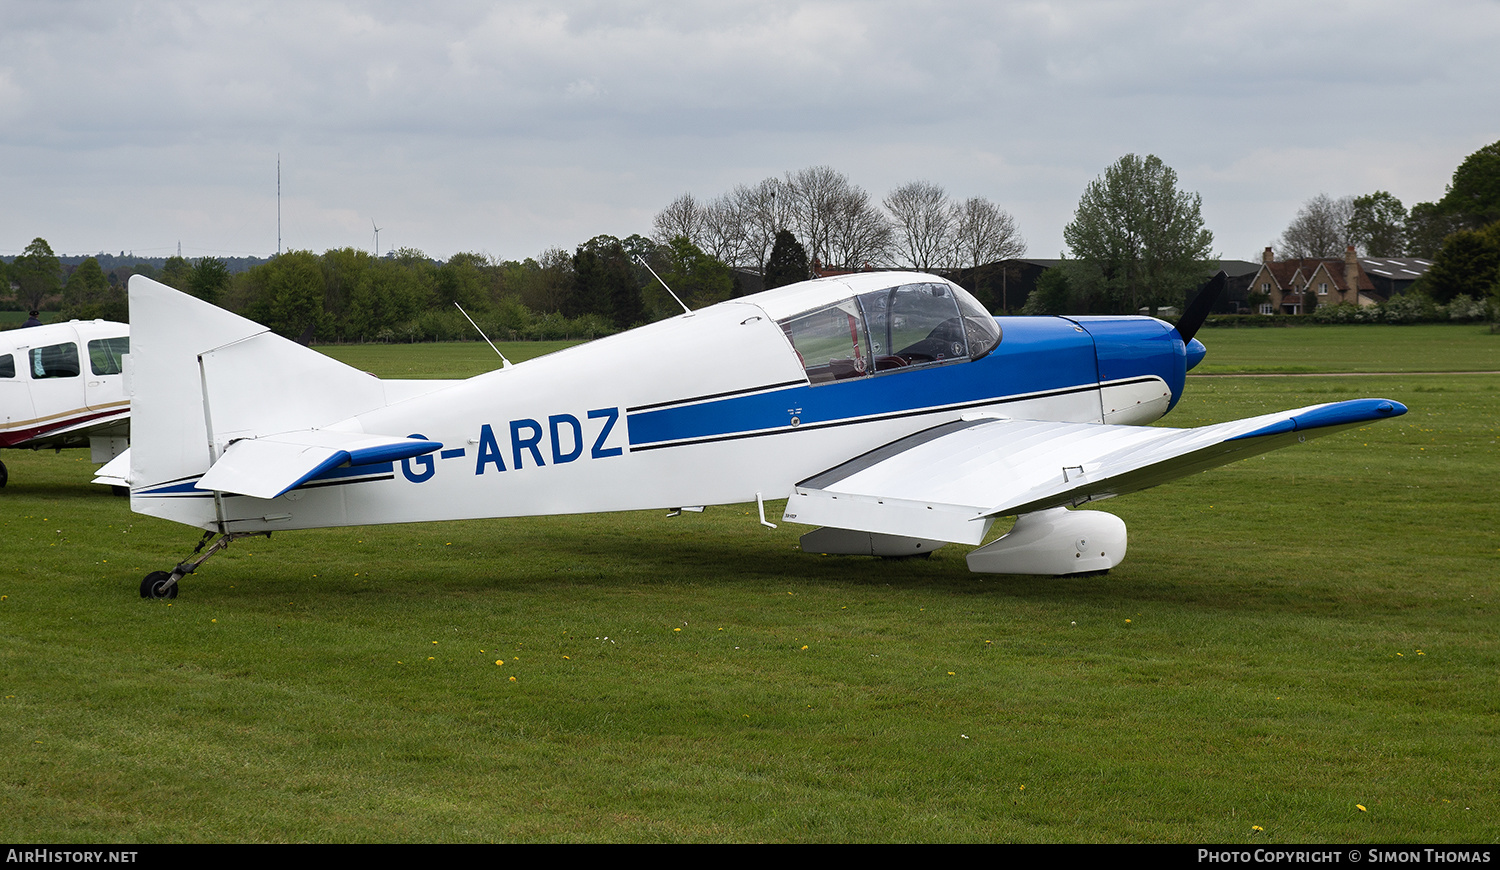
1194, 322, 1500, 373
1, 326, 1496, 842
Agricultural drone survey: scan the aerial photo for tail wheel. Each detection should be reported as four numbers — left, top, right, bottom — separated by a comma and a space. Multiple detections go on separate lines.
140, 571, 178, 599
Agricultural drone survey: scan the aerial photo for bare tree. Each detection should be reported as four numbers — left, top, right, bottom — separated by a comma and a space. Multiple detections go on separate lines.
730, 177, 796, 275
884, 181, 954, 270
653, 192, 707, 247
825, 185, 892, 270
951, 197, 1026, 267
657, 169, 1021, 279
785, 166, 852, 267
696, 194, 746, 267
1279, 193, 1355, 259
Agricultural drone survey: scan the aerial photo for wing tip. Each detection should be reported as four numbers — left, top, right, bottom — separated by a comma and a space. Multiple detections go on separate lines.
1230, 398, 1407, 442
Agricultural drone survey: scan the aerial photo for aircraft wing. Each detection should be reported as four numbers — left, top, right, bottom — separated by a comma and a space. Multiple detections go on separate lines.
194, 430, 442, 500
784, 398, 1406, 546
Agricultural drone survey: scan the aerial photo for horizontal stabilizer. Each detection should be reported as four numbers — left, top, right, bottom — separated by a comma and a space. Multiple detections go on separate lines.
785, 398, 1406, 545
195, 430, 442, 500
93, 449, 132, 488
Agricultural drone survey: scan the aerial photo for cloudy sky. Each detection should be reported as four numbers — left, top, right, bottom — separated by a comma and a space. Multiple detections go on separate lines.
3, 0, 1497, 265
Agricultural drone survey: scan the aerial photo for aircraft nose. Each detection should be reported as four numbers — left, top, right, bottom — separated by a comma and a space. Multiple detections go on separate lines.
1185, 337, 1206, 371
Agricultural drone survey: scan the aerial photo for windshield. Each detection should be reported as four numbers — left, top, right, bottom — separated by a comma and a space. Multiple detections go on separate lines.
777, 279, 1001, 383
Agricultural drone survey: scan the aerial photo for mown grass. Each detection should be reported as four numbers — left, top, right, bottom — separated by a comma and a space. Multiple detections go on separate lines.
308, 321, 1500, 379
1193, 322, 1500, 373
316, 340, 574, 378
0, 328, 1495, 842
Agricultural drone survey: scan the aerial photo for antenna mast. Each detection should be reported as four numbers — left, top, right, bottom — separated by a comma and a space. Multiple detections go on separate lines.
454, 303, 512, 368
277, 154, 282, 255
636, 256, 691, 315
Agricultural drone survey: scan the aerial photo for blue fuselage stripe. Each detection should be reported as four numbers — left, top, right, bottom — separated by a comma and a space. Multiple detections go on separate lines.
626, 318, 1106, 447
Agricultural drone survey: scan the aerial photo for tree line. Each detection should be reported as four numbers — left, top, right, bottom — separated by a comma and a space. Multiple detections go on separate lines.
652, 166, 1027, 275
0, 232, 753, 342
1275, 140, 1500, 308
9, 144, 1493, 336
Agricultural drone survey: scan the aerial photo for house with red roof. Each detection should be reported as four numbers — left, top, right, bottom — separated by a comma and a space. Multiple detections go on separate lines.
1248, 246, 1385, 314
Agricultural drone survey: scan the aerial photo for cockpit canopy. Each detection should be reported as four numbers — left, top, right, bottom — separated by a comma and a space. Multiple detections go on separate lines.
775, 279, 1000, 385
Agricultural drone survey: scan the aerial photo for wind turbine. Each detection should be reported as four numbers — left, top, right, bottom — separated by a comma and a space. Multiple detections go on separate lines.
371, 219, 383, 258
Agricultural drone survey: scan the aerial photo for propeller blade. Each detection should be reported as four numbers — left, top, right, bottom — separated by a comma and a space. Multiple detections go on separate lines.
1177, 271, 1227, 345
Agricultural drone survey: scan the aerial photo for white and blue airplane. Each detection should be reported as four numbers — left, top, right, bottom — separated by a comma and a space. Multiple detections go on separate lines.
0, 319, 130, 488
125, 271, 1405, 598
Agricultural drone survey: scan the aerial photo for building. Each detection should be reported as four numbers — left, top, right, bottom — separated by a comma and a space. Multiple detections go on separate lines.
1360, 257, 1433, 299
949, 258, 1261, 314
1248, 246, 1383, 315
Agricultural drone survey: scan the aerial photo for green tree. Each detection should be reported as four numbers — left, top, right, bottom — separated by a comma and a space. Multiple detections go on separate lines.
1062, 154, 1215, 314
67, 257, 109, 299
763, 229, 808, 290
62, 257, 126, 320
505, 248, 573, 314
620, 234, 660, 298
1422, 221, 1500, 304
318, 248, 379, 340
1405, 201, 1462, 258
1348, 192, 1407, 257
1021, 263, 1075, 315
435, 252, 494, 309
241, 251, 328, 340
160, 255, 193, 291
569, 236, 644, 329
1408, 139, 1500, 257
11, 237, 62, 311
189, 257, 230, 305
108, 262, 158, 291
657, 236, 732, 313
1439, 139, 1500, 229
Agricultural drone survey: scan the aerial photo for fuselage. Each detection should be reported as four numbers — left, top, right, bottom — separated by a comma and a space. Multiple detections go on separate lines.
0, 320, 130, 454
132, 272, 1196, 533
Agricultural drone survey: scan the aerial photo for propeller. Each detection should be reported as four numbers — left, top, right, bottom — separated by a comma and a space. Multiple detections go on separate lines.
1175, 270, 1226, 345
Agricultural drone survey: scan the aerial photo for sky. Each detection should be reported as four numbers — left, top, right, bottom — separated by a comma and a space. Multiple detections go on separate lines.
3, 0, 1498, 266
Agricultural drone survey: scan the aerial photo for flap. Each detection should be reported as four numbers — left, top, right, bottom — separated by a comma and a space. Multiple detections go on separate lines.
195, 430, 442, 500
784, 398, 1406, 545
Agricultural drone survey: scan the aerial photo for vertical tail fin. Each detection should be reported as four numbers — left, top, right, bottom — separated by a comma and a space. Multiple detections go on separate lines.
127, 276, 398, 528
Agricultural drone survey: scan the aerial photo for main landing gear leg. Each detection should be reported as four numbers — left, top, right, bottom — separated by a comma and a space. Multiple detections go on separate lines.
139, 530, 272, 599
